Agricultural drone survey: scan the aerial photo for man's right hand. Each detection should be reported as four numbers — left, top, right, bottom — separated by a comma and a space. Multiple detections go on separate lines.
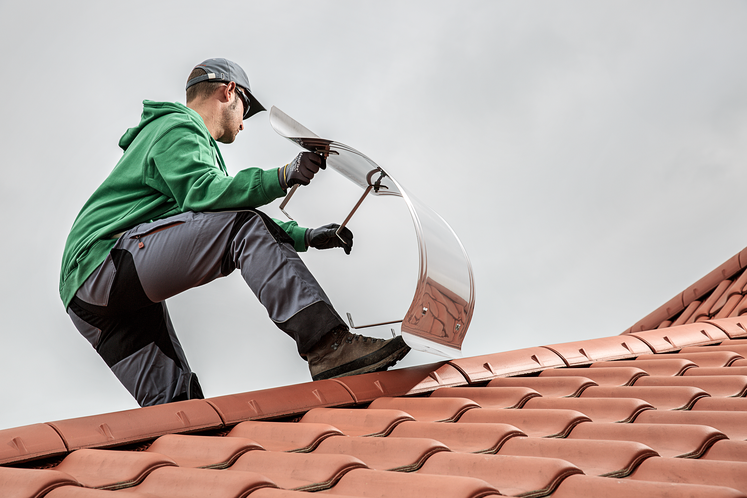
279, 152, 326, 190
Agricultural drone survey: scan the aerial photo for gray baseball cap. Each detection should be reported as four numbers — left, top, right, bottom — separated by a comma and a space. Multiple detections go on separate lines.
186, 58, 266, 119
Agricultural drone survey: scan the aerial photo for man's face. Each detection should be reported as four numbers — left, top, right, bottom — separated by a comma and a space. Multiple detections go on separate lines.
217, 89, 244, 144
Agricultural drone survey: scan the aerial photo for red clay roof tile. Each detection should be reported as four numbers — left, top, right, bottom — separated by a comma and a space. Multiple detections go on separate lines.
312, 435, 449, 471
251, 489, 359, 498
114, 466, 276, 497
0, 467, 79, 498
0, 423, 68, 465
322, 467, 501, 497
431, 386, 541, 408
635, 410, 747, 440
568, 422, 727, 458
734, 296, 747, 316
46, 487, 152, 498
542, 335, 652, 365
579, 385, 709, 410
672, 300, 702, 326
228, 450, 366, 491
628, 322, 727, 352
145, 434, 262, 469
540, 366, 648, 386
417, 452, 582, 497
522, 396, 655, 423
681, 344, 747, 357
390, 421, 525, 453
708, 317, 747, 338
634, 374, 747, 397
702, 440, 747, 463
591, 358, 696, 376
697, 280, 734, 320
487, 376, 596, 397
683, 366, 747, 377
226, 421, 343, 453
458, 408, 590, 438
47, 400, 223, 451
53, 448, 175, 490
692, 397, 747, 411
658, 350, 744, 367
207, 380, 355, 425
551, 474, 747, 498
367, 396, 479, 422
628, 457, 747, 494
497, 436, 657, 477
448, 347, 566, 383
299, 408, 414, 437
330, 362, 468, 404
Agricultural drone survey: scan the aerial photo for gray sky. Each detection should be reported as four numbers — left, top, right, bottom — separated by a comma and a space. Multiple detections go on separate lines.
1, 1, 746, 430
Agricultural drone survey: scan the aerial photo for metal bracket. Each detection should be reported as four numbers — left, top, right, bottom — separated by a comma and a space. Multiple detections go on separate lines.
346, 312, 402, 331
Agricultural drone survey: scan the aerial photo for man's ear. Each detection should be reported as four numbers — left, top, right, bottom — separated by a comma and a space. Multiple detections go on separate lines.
218, 81, 236, 103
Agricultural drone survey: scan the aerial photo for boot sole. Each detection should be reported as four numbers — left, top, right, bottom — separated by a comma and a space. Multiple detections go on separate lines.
311, 336, 411, 381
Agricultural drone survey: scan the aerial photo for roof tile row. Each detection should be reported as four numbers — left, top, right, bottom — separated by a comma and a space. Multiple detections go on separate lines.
4, 317, 747, 498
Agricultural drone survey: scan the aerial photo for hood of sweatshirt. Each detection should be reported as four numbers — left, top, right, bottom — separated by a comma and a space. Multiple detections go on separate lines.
118, 101, 201, 151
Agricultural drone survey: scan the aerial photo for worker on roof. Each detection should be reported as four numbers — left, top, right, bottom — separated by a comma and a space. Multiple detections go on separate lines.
59, 58, 410, 407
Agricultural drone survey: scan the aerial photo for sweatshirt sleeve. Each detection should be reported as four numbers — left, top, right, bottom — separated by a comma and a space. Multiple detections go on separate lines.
273, 219, 309, 252
146, 120, 285, 212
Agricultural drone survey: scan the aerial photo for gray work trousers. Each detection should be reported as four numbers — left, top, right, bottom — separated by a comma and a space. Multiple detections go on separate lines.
67, 210, 345, 407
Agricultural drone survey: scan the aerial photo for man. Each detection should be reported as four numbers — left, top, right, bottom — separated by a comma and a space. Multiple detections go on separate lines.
60, 58, 410, 407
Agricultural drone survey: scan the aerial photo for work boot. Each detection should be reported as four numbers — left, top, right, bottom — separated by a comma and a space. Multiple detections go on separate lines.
307, 327, 411, 381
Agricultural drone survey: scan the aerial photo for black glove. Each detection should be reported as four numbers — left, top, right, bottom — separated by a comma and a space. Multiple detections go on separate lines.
306, 223, 354, 255
279, 152, 326, 190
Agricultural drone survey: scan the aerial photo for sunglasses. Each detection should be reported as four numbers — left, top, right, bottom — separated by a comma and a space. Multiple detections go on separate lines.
235, 86, 251, 119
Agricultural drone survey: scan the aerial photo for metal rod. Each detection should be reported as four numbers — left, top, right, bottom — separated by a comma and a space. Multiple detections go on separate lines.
346, 312, 403, 330
279, 184, 299, 220
336, 185, 373, 244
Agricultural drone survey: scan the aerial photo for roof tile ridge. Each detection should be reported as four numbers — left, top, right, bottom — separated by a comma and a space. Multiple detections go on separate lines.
625, 246, 747, 333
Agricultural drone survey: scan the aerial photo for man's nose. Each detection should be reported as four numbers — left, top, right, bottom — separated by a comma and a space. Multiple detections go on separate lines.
239, 122, 244, 131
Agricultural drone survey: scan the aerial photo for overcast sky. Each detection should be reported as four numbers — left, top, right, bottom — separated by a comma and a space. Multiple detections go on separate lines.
1, 1, 746, 430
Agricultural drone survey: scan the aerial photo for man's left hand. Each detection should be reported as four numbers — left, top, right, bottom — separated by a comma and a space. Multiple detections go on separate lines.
306, 224, 354, 255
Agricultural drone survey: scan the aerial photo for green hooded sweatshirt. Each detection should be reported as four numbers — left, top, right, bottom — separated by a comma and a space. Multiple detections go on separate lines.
59, 100, 306, 309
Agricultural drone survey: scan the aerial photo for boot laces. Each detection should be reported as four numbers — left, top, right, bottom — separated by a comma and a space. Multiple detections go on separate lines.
333, 331, 385, 349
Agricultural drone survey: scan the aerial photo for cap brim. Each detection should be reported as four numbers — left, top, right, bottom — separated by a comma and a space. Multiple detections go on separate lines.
244, 91, 266, 120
